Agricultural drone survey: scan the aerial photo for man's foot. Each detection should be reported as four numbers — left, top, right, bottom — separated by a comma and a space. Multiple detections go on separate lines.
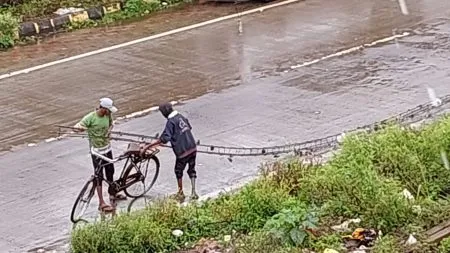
171, 192, 186, 202
191, 192, 199, 200
98, 203, 114, 213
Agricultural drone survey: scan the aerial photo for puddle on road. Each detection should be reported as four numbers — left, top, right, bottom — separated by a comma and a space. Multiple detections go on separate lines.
280, 21, 450, 94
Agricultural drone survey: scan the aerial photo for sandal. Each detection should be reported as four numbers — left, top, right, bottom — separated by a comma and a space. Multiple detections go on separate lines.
170, 192, 186, 202
98, 204, 114, 213
191, 193, 199, 200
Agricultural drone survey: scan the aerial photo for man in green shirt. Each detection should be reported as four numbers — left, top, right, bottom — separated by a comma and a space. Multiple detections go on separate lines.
74, 97, 126, 212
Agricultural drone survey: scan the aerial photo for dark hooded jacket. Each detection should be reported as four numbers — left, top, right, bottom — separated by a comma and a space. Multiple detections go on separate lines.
159, 103, 197, 158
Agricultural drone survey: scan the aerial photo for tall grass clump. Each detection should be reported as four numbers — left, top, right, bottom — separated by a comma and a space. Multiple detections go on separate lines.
71, 178, 295, 253
336, 118, 450, 198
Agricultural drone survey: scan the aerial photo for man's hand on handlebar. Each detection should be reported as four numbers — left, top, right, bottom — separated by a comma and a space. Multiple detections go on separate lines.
140, 140, 161, 157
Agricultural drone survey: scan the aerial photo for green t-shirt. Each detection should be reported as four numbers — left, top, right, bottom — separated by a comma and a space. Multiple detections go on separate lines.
78, 111, 112, 148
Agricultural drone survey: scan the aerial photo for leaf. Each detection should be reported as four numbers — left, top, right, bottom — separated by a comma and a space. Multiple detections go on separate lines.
289, 228, 307, 246
302, 220, 317, 229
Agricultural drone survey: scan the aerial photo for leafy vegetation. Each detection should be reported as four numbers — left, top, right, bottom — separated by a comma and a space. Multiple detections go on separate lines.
263, 204, 318, 247
0, 11, 18, 48
439, 237, 450, 253
71, 116, 450, 252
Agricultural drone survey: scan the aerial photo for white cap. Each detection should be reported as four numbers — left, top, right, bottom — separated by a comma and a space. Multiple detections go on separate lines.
99, 97, 118, 113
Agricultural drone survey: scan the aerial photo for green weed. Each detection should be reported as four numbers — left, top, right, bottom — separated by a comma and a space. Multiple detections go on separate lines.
263, 204, 318, 247
0, 12, 18, 48
439, 237, 450, 253
372, 235, 402, 253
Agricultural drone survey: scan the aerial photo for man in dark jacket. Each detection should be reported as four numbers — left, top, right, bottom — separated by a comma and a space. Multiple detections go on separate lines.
142, 102, 198, 201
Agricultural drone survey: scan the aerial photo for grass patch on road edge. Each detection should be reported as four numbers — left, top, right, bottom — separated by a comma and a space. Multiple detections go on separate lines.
71, 116, 450, 253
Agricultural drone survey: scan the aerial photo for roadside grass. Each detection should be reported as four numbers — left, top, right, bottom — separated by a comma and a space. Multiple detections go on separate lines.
71, 116, 450, 253
0, 10, 18, 48
0, 0, 190, 48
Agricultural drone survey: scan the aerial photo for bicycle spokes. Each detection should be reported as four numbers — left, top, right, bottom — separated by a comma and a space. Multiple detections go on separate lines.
72, 182, 95, 223
123, 157, 158, 198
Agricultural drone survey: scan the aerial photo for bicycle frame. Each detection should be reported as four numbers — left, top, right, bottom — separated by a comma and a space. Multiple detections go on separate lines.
90, 147, 155, 193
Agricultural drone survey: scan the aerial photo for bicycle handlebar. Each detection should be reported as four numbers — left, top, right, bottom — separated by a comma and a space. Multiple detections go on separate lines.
90, 147, 127, 164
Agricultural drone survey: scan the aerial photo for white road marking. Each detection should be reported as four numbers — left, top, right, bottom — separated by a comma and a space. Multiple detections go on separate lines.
290, 32, 410, 69
0, 0, 302, 81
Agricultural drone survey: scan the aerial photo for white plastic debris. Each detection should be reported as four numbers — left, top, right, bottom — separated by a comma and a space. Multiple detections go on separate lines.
427, 87, 442, 107
37, 249, 45, 253
377, 230, 383, 240
405, 234, 417, 245
398, 0, 409, 15
45, 137, 58, 143
441, 150, 450, 170
54, 7, 84, 16
27, 143, 37, 147
172, 229, 183, 237
337, 132, 346, 143
324, 249, 339, 253
402, 189, 414, 200
331, 218, 361, 232
224, 235, 231, 242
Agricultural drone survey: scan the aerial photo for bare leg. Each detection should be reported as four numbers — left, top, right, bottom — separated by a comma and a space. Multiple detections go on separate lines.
177, 178, 184, 194
96, 185, 106, 207
92, 155, 113, 212
174, 158, 186, 202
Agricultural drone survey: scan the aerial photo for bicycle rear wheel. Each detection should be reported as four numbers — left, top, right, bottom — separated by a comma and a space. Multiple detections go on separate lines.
70, 177, 95, 223
123, 156, 160, 198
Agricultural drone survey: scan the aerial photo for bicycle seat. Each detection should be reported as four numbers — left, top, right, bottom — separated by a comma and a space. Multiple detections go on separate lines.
124, 142, 142, 156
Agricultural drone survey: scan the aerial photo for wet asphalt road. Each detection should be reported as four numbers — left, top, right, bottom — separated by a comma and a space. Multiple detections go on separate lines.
2, 0, 450, 252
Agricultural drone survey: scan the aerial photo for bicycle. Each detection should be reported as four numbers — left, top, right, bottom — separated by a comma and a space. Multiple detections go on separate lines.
70, 142, 160, 223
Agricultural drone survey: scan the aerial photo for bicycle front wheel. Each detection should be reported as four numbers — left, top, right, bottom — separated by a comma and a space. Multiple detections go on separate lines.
70, 177, 95, 223
123, 156, 160, 198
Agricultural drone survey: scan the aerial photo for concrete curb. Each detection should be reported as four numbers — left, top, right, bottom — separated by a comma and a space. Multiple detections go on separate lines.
18, 2, 124, 37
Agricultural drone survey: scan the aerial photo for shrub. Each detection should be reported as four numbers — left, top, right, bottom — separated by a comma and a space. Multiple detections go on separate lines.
123, 0, 163, 17
263, 204, 318, 247
337, 119, 450, 198
0, 11, 18, 48
71, 179, 294, 253
310, 234, 343, 252
439, 237, 450, 253
372, 235, 402, 253
298, 160, 414, 232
